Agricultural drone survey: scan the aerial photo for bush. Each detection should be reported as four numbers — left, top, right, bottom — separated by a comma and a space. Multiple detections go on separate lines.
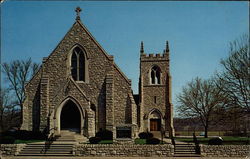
89, 137, 101, 144
15, 130, 46, 140
146, 137, 160, 144
2, 130, 46, 140
138, 132, 153, 139
208, 137, 223, 145
96, 129, 113, 140
0, 136, 15, 144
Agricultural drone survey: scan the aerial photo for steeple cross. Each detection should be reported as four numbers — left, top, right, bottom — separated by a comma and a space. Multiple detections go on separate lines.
75, 7, 82, 20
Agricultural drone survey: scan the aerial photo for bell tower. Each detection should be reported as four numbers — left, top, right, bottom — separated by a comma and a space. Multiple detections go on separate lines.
138, 41, 174, 137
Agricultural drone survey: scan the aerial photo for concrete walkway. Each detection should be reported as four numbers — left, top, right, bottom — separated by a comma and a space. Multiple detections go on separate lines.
1, 156, 248, 159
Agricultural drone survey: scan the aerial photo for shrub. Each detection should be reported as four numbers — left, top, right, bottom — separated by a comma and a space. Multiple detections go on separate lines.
0, 136, 15, 144
208, 137, 223, 145
89, 137, 101, 144
146, 137, 160, 144
14, 130, 46, 140
2, 130, 46, 140
96, 129, 113, 140
138, 132, 153, 139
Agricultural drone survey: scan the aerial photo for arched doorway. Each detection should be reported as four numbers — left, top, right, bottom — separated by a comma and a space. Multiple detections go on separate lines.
60, 100, 81, 133
149, 110, 161, 131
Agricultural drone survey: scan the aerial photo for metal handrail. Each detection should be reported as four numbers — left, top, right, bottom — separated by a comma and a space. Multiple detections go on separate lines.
193, 133, 200, 154
41, 128, 55, 154
171, 136, 175, 146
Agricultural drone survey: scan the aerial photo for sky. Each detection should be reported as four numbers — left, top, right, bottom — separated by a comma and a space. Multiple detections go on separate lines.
1, 1, 249, 114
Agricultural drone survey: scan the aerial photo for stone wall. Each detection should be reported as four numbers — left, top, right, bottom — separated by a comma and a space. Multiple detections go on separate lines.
1, 143, 250, 157
200, 145, 250, 157
73, 144, 174, 157
0, 144, 25, 156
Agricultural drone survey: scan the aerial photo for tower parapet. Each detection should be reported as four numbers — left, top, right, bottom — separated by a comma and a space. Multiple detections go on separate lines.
140, 53, 168, 61
140, 41, 170, 62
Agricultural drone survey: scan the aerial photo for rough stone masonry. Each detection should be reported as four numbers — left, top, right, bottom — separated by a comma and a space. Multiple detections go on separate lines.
21, 7, 174, 139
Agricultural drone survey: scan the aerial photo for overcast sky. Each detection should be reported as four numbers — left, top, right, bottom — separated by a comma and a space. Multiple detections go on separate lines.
1, 1, 249, 114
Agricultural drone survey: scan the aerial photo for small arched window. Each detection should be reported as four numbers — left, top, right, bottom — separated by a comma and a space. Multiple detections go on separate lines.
151, 66, 161, 84
71, 47, 86, 81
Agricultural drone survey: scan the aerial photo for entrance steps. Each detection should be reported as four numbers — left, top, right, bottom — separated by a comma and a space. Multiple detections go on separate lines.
174, 142, 201, 157
58, 130, 88, 142
18, 143, 74, 156
17, 130, 87, 156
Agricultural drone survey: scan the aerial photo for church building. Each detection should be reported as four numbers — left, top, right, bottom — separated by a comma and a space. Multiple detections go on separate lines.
21, 7, 174, 139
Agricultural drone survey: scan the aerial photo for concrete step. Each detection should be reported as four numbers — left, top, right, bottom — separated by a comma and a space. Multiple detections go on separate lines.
18, 140, 74, 156
60, 130, 77, 135
20, 147, 73, 150
57, 136, 75, 138
174, 154, 201, 157
54, 140, 76, 142
175, 147, 196, 149
22, 148, 72, 150
24, 145, 73, 148
175, 150, 196, 152
25, 145, 73, 147
18, 154, 73, 156
17, 130, 82, 156
175, 144, 195, 146
21, 146, 73, 150
20, 150, 72, 153
56, 137, 75, 139
175, 145, 196, 148
55, 139, 76, 141
174, 143, 200, 157
175, 148, 196, 151
26, 143, 74, 145
174, 151, 197, 154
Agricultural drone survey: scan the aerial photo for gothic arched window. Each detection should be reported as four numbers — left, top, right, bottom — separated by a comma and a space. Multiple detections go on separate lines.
71, 47, 86, 81
151, 66, 161, 84
71, 52, 77, 80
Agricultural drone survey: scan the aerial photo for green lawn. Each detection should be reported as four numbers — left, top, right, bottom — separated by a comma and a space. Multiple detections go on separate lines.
134, 138, 146, 144
14, 139, 45, 144
98, 140, 113, 144
175, 136, 250, 145
134, 138, 166, 144
175, 131, 226, 136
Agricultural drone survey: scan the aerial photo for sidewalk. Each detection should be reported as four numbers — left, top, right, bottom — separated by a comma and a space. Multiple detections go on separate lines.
2, 156, 248, 159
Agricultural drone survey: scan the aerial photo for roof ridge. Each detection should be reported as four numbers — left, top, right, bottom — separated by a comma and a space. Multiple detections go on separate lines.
76, 20, 131, 84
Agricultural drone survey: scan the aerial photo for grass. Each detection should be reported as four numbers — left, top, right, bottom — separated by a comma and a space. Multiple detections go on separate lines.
134, 138, 167, 144
134, 138, 146, 144
14, 139, 45, 144
175, 131, 227, 136
175, 136, 250, 145
98, 140, 113, 144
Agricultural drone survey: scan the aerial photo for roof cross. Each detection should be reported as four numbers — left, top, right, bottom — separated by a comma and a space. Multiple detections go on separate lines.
75, 7, 82, 20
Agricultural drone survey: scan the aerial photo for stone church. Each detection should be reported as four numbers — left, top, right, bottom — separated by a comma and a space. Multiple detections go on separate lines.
21, 7, 174, 139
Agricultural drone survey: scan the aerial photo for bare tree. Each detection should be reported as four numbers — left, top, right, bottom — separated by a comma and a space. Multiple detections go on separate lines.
0, 88, 20, 132
215, 34, 250, 135
217, 34, 249, 112
2, 58, 40, 125
0, 89, 9, 132
177, 77, 226, 138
